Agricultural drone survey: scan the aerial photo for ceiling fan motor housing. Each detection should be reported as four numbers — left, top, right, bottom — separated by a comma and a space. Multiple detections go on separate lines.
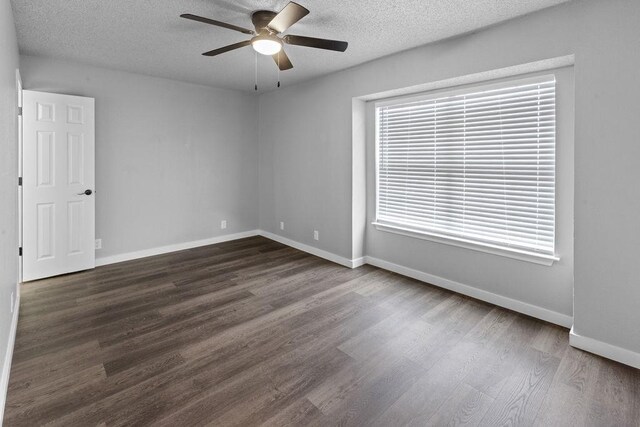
251, 10, 278, 34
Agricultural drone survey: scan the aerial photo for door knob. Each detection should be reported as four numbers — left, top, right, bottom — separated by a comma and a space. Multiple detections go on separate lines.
78, 189, 93, 195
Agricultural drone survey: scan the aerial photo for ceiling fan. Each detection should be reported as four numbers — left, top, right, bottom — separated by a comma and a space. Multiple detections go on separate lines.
180, 1, 348, 72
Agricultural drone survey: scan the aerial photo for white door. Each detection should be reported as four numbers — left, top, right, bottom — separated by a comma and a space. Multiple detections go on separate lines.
22, 90, 95, 282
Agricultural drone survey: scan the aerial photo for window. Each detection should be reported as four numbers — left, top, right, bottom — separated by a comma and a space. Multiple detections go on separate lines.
374, 75, 557, 261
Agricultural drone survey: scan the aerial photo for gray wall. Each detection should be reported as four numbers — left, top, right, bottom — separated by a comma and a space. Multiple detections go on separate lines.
0, 0, 20, 382
259, 0, 640, 355
572, 0, 640, 354
19, 56, 259, 259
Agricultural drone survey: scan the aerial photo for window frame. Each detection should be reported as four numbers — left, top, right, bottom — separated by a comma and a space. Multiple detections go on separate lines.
373, 74, 560, 266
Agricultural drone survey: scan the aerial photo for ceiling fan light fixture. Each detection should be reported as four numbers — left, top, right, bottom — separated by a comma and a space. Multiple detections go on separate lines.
251, 35, 282, 55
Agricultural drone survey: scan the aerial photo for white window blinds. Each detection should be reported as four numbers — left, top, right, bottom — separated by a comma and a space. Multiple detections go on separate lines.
376, 76, 556, 257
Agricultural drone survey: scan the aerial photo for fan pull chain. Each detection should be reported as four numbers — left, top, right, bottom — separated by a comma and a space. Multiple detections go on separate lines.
254, 51, 258, 91
277, 54, 281, 88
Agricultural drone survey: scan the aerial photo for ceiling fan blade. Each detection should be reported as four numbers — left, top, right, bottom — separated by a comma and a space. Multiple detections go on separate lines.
181, 14, 254, 35
267, 2, 309, 33
283, 35, 348, 52
273, 49, 293, 70
202, 40, 252, 57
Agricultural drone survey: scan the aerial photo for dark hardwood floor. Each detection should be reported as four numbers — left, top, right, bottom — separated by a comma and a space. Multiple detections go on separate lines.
5, 236, 639, 426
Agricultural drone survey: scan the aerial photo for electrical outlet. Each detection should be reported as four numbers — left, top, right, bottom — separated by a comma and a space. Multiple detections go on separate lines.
221, 220, 227, 230
313, 230, 319, 241
280, 221, 284, 230
10, 292, 14, 313
95, 239, 102, 250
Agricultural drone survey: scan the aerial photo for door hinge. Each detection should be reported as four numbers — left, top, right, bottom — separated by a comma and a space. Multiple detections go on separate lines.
18, 106, 22, 116
18, 177, 22, 186
18, 247, 22, 256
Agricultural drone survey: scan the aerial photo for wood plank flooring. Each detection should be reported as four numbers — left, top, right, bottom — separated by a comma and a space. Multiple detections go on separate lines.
5, 236, 639, 426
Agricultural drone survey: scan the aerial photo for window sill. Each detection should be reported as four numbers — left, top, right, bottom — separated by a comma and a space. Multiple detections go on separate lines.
371, 222, 559, 266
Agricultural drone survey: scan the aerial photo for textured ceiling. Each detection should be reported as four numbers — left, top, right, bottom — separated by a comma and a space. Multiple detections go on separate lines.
11, 0, 570, 92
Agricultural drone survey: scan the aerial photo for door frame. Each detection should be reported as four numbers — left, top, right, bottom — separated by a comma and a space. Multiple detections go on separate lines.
16, 69, 22, 285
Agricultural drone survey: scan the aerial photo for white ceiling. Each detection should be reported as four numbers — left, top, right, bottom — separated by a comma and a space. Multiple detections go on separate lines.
11, 0, 570, 92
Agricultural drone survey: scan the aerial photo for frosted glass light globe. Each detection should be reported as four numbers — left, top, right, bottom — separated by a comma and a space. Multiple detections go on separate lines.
252, 37, 282, 55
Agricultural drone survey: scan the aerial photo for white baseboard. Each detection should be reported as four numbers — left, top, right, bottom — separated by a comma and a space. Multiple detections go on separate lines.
569, 327, 640, 369
351, 257, 366, 268
258, 231, 360, 268
95, 230, 260, 266
251, 235, 572, 328
92, 229, 572, 330
364, 256, 573, 328
40, 228, 640, 370
0, 284, 20, 424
